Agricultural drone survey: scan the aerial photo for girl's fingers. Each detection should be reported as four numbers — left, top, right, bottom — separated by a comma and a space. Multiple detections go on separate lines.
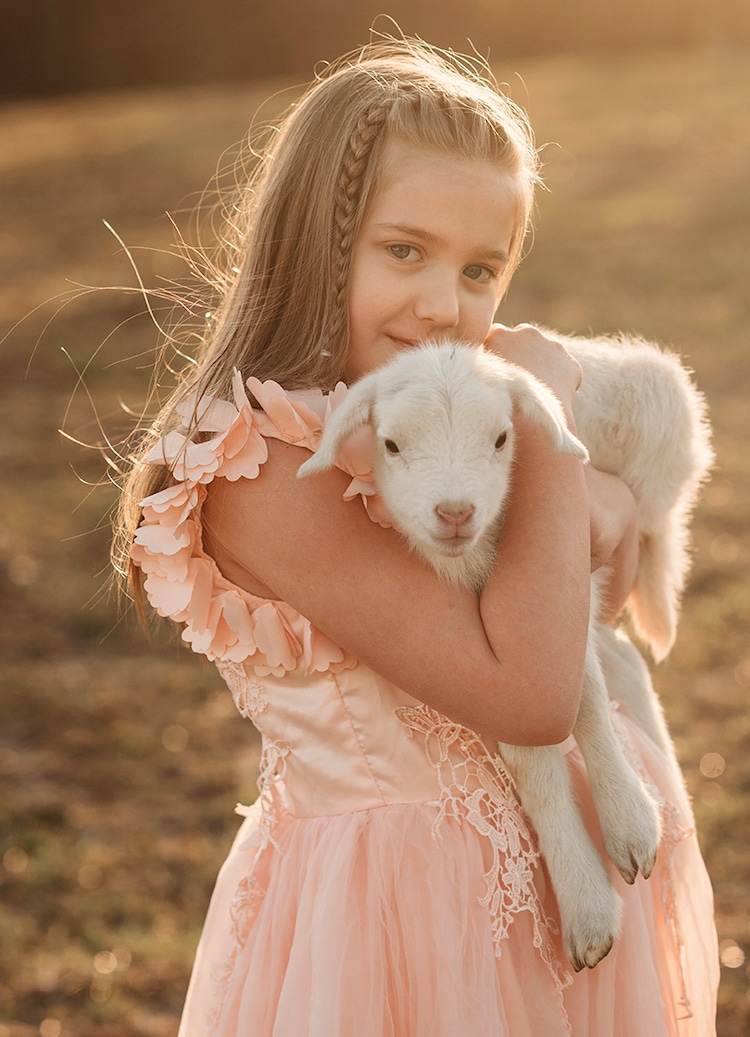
484, 324, 582, 407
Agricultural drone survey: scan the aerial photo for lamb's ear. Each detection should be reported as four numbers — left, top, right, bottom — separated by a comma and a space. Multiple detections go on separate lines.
506, 367, 589, 462
297, 375, 379, 478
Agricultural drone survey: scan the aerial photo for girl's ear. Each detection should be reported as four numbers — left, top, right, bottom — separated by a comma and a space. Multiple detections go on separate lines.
502, 365, 589, 462
297, 375, 380, 477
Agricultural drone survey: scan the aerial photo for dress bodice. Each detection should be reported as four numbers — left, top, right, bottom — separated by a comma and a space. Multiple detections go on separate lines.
217, 659, 446, 815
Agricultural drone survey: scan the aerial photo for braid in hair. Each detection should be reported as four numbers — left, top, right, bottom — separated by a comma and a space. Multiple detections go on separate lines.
331, 101, 393, 338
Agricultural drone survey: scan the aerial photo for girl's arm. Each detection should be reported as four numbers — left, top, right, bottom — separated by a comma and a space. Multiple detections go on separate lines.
203, 327, 593, 747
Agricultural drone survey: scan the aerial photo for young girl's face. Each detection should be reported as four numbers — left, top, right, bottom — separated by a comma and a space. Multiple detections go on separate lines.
345, 139, 520, 382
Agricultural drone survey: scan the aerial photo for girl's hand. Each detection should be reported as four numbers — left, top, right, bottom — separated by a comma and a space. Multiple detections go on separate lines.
484, 323, 582, 418
585, 466, 639, 622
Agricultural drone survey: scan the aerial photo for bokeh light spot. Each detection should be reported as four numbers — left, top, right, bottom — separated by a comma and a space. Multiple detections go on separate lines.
699, 752, 725, 779
89, 976, 112, 1003
162, 724, 189, 752
697, 783, 724, 807
709, 533, 739, 564
3, 846, 29, 874
7, 553, 39, 586
94, 950, 118, 975
152, 912, 178, 937
113, 945, 132, 969
719, 939, 745, 969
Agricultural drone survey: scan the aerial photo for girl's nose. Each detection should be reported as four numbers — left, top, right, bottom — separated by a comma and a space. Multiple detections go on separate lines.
413, 277, 460, 329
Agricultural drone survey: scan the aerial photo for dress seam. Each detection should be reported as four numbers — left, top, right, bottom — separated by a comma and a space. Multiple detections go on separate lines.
330, 670, 389, 807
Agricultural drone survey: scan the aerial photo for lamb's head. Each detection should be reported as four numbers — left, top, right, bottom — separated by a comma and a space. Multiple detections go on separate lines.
298, 343, 588, 586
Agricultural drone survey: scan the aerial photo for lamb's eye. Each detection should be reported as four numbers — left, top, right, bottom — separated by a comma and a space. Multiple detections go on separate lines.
495, 432, 508, 450
384, 439, 400, 455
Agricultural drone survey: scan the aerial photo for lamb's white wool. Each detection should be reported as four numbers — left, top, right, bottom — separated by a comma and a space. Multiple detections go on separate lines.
299, 334, 712, 971
563, 331, 713, 660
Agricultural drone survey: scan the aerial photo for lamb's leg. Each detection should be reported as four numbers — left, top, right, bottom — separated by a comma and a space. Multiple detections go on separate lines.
597, 624, 680, 774
499, 741, 622, 971
573, 630, 662, 884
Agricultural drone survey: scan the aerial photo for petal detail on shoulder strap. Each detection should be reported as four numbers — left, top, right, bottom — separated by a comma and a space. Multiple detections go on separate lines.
129, 377, 357, 675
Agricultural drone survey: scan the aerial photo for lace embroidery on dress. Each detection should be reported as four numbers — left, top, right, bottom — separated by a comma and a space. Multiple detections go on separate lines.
216, 659, 268, 721
206, 725, 290, 1034
395, 701, 573, 1015
610, 701, 694, 1020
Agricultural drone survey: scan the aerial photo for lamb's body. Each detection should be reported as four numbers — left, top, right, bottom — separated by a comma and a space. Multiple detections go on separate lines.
298, 335, 712, 970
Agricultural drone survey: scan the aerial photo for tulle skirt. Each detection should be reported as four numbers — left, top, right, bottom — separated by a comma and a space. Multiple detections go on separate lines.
177, 715, 718, 1037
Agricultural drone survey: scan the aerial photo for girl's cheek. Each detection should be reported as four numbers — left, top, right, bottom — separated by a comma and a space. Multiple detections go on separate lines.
466, 301, 499, 342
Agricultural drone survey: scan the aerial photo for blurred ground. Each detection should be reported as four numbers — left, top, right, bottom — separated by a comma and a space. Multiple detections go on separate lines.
0, 47, 748, 1036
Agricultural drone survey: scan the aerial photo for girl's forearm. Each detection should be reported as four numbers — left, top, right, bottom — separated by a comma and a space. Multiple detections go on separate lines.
479, 416, 591, 744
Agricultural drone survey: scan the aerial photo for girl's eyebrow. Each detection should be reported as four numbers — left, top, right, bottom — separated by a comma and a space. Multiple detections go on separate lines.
375, 222, 437, 241
375, 222, 509, 263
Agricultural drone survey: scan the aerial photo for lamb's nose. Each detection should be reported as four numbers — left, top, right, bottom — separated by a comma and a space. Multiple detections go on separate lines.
435, 503, 475, 533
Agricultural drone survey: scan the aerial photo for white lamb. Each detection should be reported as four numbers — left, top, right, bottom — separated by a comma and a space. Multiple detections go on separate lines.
298, 334, 712, 971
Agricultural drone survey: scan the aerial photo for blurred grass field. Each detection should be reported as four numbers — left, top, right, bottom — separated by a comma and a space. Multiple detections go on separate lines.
0, 46, 748, 1036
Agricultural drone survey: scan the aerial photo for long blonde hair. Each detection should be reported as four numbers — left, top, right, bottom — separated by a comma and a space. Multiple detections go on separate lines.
113, 37, 541, 603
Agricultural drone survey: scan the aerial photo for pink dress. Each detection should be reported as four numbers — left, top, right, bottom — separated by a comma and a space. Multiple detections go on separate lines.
131, 372, 719, 1037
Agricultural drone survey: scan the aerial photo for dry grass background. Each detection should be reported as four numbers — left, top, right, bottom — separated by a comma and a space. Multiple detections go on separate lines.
0, 47, 748, 1036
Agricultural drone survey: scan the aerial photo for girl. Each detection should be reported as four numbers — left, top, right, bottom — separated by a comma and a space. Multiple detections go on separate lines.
117, 39, 718, 1036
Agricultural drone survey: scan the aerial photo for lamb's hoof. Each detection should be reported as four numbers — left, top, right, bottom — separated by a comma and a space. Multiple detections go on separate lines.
600, 784, 661, 884
563, 889, 622, 972
571, 935, 615, 972
605, 820, 660, 884
615, 845, 658, 886
616, 860, 638, 886
640, 848, 657, 880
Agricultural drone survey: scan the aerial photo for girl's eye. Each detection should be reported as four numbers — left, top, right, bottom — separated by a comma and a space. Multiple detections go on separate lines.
495, 431, 508, 450
464, 264, 495, 284
384, 439, 400, 454
388, 244, 417, 261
